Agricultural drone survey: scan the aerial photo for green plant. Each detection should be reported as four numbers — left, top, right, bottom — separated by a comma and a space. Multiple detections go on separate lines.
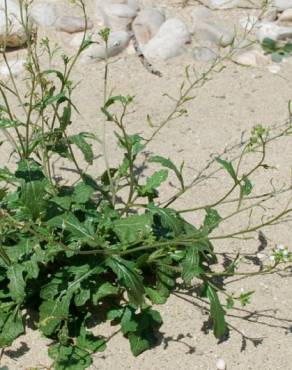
0, 2, 292, 369
261, 37, 292, 63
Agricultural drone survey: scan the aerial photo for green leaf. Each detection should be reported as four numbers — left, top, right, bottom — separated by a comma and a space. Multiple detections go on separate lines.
261, 37, 277, 53
39, 293, 72, 336
20, 179, 47, 219
69, 133, 94, 165
112, 213, 153, 244
271, 52, 283, 63
73, 183, 94, 204
216, 157, 238, 183
283, 42, 292, 53
7, 264, 25, 304
181, 245, 201, 284
206, 285, 226, 339
106, 256, 144, 306
15, 159, 44, 182
241, 177, 252, 196
76, 330, 106, 353
149, 155, 184, 189
128, 332, 151, 356
0, 310, 24, 347
141, 170, 168, 195
204, 207, 222, 232
74, 288, 90, 307
0, 118, 23, 129
92, 282, 119, 305
48, 343, 92, 370
145, 287, 167, 304
148, 205, 185, 237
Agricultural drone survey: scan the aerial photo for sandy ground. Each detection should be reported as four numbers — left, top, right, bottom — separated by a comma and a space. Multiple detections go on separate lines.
1, 1, 292, 369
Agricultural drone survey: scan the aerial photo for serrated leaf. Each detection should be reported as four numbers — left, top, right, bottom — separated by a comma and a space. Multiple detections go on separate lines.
206, 285, 226, 339
69, 133, 94, 165
149, 155, 184, 189
145, 287, 167, 304
48, 343, 92, 370
148, 205, 184, 237
216, 157, 237, 183
20, 179, 47, 219
73, 183, 94, 204
0, 310, 24, 347
74, 288, 90, 307
92, 282, 119, 305
7, 264, 25, 304
141, 170, 168, 195
181, 245, 201, 284
204, 207, 222, 232
76, 329, 106, 353
106, 256, 144, 306
113, 213, 153, 244
39, 294, 72, 336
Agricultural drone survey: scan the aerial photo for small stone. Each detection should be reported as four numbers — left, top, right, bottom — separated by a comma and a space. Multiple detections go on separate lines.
208, 0, 253, 9
268, 64, 281, 73
96, 1, 137, 30
257, 21, 292, 42
132, 8, 165, 45
192, 6, 235, 47
80, 30, 130, 63
279, 8, 292, 22
275, 0, 292, 10
55, 16, 93, 34
143, 18, 190, 60
0, 58, 25, 77
29, 2, 57, 27
216, 358, 226, 370
0, 0, 27, 48
234, 51, 258, 66
192, 46, 218, 61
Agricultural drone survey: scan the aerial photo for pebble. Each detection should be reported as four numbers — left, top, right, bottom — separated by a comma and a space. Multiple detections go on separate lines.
257, 22, 292, 42
192, 46, 218, 62
96, 1, 137, 30
234, 51, 258, 66
80, 30, 130, 63
275, 0, 292, 10
0, 0, 27, 48
278, 8, 292, 22
132, 8, 165, 45
209, 0, 252, 9
192, 6, 235, 47
216, 358, 227, 370
0, 58, 25, 77
268, 64, 281, 73
55, 16, 93, 34
143, 18, 190, 60
29, 2, 57, 27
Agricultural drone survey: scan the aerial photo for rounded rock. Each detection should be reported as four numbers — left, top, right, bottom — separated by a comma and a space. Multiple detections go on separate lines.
29, 2, 57, 27
0, 58, 26, 78
55, 16, 93, 34
216, 358, 227, 370
132, 8, 165, 45
192, 46, 218, 62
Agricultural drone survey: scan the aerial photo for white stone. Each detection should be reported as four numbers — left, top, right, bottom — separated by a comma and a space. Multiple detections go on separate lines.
279, 8, 292, 22
143, 18, 190, 60
29, 2, 57, 27
132, 8, 165, 45
192, 46, 218, 61
80, 30, 130, 63
209, 0, 253, 9
0, 0, 27, 47
257, 22, 292, 42
268, 64, 281, 73
234, 51, 258, 66
55, 16, 93, 34
275, 0, 292, 10
0, 58, 25, 77
216, 358, 226, 370
96, 1, 137, 30
192, 6, 235, 47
